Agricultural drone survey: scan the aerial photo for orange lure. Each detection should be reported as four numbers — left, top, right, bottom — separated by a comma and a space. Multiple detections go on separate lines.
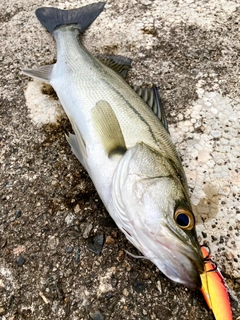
200, 246, 232, 320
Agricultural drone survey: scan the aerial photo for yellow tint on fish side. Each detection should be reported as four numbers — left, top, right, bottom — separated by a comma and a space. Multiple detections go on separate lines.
200, 247, 232, 320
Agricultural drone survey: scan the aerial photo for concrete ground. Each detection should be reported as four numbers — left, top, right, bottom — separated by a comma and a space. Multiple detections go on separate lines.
0, 0, 239, 319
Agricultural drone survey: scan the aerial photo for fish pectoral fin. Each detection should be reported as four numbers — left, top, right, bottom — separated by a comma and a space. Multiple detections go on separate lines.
92, 100, 127, 157
21, 64, 54, 84
66, 118, 88, 169
97, 54, 132, 78
133, 84, 169, 133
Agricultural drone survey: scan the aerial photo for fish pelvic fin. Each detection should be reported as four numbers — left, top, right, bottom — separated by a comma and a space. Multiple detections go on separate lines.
35, 2, 106, 35
65, 133, 87, 170
66, 117, 88, 170
91, 100, 127, 158
21, 64, 54, 83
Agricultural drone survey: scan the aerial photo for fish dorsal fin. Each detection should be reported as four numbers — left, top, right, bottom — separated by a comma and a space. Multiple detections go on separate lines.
21, 64, 54, 83
133, 85, 169, 133
66, 117, 88, 169
97, 54, 132, 78
91, 100, 126, 157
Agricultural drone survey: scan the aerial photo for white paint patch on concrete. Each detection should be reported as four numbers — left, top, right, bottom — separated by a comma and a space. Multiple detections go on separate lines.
24, 80, 67, 126
170, 86, 240, 278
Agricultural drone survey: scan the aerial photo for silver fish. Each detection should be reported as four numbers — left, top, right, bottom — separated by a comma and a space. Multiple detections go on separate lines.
22, 2, 204, 289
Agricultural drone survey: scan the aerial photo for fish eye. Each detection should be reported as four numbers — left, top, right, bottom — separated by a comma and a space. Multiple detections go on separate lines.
174, 207, 195, 230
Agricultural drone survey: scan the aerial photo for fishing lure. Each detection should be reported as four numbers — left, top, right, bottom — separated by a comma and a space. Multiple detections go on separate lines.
200, 246, 232, 320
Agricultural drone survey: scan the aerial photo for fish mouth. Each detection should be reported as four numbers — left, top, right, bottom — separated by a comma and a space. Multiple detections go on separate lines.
152, 230, 204, 290
161, 254, 202, 290
162, 222, 204, 290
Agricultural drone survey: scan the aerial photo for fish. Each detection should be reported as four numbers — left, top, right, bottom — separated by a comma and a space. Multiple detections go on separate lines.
22, 2, 204, 290
200, 246, 233, 320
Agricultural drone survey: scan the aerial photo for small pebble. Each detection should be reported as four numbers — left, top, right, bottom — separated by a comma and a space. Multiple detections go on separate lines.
142, 309, 148, 316
211, 235, 217, 241
111, 277, 118, 288
66, 246, 73, 253
86, 234, 105, 255
123, 288, 129, 297
143, 272, 151, 280
16, 256, 26, 266
105, 236, 115, 245
0, 307, 5, 315
219, 236, 224, 244
117, 250, 125, 261
65, 213, 75, 226
133, 281, 146, 292
15, 210, 22, 218
90, 311, 104, 320
156, 280, 162, 294
74, 225, 80, 232
105, 292, 114, 299
202, 231, 207, 238
111, 231, 118, 238
82, 223, 93, 239
75, 247, 81, 263
74, 204, 80, 214
225, 251, 234, 260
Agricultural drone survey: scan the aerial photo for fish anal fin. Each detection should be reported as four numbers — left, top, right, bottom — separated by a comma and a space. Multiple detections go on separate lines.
133, 84, 169, 133
65, 133, 83, 164
21, 64, 54, 83
97, 54, 132, 78
91, 100, 126, 157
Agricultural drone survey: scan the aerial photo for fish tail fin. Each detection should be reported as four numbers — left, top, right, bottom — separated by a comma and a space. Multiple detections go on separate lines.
35, 2, 106, 34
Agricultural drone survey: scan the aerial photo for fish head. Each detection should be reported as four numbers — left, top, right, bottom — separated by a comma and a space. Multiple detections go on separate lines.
112, 142, 204, 289
131, 174, 203, 289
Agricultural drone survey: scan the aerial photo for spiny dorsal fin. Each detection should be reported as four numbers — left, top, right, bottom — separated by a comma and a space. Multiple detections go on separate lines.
133, 85, 169, 133
21, 64, 54, 83
97, 54, 132, 78
35, 2, 105, 35
91, 100, 126, 157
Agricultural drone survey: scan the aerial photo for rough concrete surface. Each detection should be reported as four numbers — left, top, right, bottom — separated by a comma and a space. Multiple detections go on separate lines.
0, 0, 240, 319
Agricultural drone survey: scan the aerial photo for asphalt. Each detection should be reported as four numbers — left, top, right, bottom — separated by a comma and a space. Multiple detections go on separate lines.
0, 0, 239, 319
